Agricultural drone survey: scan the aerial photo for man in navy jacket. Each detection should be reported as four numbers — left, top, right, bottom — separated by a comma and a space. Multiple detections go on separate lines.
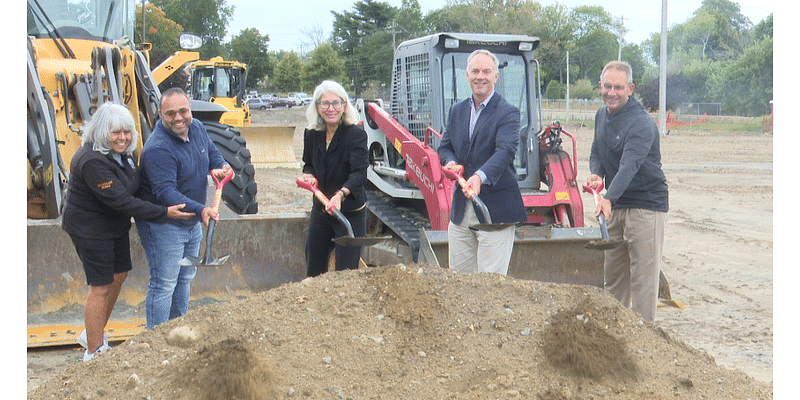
136, 87, 233, 329
438, 49, 526, 275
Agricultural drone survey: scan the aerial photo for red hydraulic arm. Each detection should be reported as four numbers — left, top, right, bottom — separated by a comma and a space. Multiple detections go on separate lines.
366, 102, 454, 230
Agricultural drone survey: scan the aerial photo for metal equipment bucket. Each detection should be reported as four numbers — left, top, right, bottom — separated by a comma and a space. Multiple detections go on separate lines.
418, 226, 605, 287
238, 126, 298, 166
27, 214, 309, 347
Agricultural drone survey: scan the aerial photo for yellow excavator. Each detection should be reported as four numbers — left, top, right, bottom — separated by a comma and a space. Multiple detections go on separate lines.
151, 53, 297, 165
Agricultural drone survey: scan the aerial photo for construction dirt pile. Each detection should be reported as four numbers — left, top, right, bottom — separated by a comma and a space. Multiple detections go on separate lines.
27, 263, 771, 399
28, 109, 774, 398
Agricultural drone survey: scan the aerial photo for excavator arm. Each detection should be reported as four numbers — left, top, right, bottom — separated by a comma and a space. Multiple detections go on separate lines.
150, 50, 199, 85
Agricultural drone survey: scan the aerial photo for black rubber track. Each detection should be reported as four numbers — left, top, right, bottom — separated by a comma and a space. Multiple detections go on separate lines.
203, 121, 258, 214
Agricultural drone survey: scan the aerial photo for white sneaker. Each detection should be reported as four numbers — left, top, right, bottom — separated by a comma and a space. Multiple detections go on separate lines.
83, 343, 112, 362
77, 330, 108, 349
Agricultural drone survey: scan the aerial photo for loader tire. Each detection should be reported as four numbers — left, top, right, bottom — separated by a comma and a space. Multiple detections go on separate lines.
204, 121, 259, 214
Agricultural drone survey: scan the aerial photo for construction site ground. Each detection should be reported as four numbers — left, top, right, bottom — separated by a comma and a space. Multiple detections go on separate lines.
27, 108, 775, 398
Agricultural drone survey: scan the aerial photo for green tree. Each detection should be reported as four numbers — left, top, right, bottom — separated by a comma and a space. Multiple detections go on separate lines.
136, 4, 186, 90
545, 80, 565, 100
301, 43, 348, 92
569, 79, 598, 100
150, 0, 234, 58
229, 28, 270, 89
136, 3, 183, 53
273, 51, 303, 92
331, 0, 398, 93
566, 6, 621, 82
395, 0, 425, 39
714, 36, 773, 116
639, 73, 690, 112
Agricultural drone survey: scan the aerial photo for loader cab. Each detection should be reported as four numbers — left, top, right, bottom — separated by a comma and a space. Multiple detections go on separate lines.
27, 0, 136, 42
390, 33, 543, 190
188, 58, 251, 126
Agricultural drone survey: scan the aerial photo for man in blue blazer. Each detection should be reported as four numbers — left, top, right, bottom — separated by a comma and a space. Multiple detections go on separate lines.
438, 49, 527, 275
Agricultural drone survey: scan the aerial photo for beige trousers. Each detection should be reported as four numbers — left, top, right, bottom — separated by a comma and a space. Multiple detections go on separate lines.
604, 207, 667, 322
447, 202, 516, 275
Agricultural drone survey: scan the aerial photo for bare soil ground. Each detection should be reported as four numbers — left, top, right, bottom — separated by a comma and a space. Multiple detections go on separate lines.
27, 108, 773, 399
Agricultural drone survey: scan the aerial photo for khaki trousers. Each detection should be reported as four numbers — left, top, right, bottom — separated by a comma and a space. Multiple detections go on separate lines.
448, 202, 516, 275
604, 207, 667, 322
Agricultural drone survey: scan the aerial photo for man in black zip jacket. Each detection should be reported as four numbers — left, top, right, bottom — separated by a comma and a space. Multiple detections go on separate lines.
585, 61, 669, 322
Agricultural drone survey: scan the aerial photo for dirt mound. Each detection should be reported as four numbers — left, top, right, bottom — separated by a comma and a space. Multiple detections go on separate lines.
174, 338, 278, 400
542, 300, 640, 382
28, 264, 770, 399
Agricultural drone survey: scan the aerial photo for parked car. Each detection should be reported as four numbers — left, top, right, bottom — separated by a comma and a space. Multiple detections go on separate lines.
288, 93, 312, 106
269, 98, 296, 108
246, 98, 271, 110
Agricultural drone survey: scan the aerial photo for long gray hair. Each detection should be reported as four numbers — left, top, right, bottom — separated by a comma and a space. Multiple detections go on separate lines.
305, 80, 360, 131
82, 102, 138, 155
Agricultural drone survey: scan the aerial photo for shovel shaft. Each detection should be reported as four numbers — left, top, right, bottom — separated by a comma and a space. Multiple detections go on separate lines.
202, 219, 217, 262
598, 213, 610, 241
210, 172, 235, 213
179, 171, 234, 267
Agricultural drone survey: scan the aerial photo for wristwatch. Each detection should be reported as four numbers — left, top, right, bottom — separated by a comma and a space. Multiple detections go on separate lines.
338, 189, 347, 199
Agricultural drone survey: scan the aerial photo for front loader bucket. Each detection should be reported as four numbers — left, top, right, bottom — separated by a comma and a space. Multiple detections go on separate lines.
418, 226, 605, 287
238, 125, 298, 166
27, 214, 309, 347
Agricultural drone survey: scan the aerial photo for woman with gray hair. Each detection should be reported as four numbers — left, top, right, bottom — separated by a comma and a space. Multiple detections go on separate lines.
61, 102, 193, 361
299, 80, 369, 276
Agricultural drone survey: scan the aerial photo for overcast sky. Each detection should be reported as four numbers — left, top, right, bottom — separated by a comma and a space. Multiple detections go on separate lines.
224, 0, 775, 52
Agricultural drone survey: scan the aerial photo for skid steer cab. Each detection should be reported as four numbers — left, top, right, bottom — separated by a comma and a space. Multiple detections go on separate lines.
357, 33, 605, 285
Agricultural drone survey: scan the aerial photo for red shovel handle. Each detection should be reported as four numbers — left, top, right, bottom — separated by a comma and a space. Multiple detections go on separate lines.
442, 165, 476, 198
210, 171, 234, 213
581, 181, 605, 202
296, 178, 338, 212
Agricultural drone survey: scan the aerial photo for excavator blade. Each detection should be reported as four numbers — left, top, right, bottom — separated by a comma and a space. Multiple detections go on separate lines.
418, 226, 605, 287
27, 214, 309, 347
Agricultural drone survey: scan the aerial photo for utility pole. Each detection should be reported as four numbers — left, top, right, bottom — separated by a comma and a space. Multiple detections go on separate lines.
565, 51, 570, 122
618, 15, 628, 61
141, 0, 146, 43
658, 0, 668, 135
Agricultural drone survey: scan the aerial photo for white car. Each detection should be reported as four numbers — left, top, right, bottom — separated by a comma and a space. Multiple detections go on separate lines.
289, 93, 312, 106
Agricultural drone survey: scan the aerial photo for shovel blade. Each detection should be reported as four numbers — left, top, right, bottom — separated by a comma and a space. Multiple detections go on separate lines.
201, 254, 231, 266
178, 256, 203, 267
584, 239, 627, 251
332, 236, 392, 247
468, 223, 515, 232
177, 254, 231, 267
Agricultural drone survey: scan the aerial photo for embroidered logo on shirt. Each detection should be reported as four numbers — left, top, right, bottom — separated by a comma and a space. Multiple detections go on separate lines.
97, 180, 113, 190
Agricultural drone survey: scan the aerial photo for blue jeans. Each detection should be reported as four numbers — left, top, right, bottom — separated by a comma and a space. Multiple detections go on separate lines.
136, 220, 201, 329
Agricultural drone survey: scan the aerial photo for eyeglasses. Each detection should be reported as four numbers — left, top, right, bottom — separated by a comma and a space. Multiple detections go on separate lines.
162, 107, 190, 118
317, 100, 344, 110
600, 83, 629, 93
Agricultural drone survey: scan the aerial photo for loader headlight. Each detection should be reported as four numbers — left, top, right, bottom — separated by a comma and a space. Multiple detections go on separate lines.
444, 38, 459, 49
180, 34, 202, 50
518, 42, 534, 52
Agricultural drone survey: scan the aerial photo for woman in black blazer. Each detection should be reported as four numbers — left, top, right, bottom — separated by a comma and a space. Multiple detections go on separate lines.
299, 80, 369, 277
